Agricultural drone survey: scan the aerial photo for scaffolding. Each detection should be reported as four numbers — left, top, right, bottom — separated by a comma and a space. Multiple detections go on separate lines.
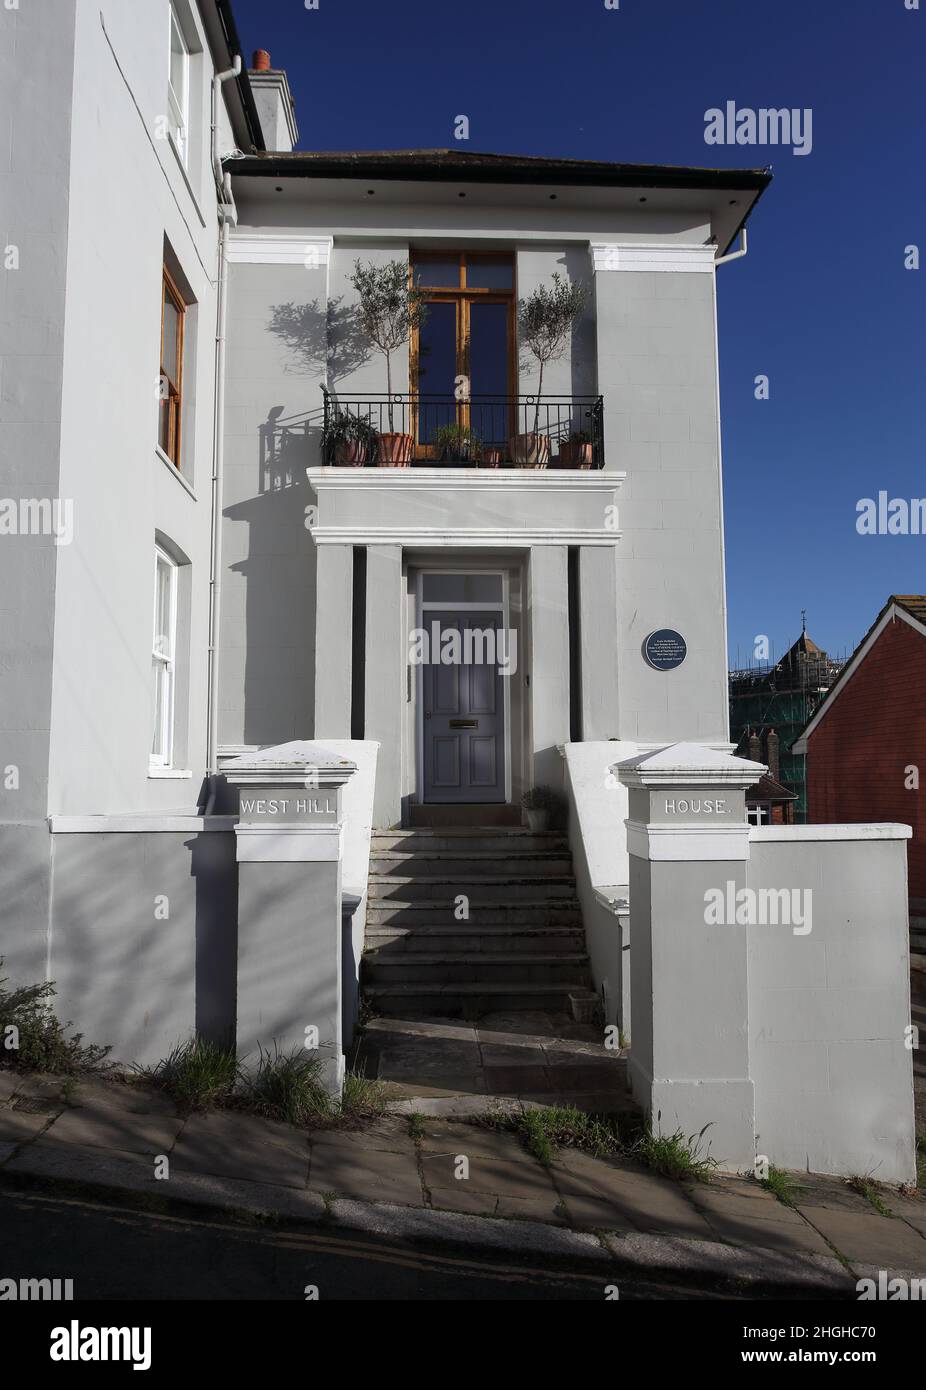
729, 637, 845, 822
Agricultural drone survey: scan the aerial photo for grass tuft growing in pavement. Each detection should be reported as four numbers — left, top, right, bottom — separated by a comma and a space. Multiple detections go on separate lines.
338, 1066, 387, 1123
138, 1038, 241, 1113
627, 1122, 717, 1182
248, 1044, 330, 1126
0, 964, 111, 1076
847, 1174, 892, 1218
759, 1165, 803, 1208
916, 1133, 926, 1191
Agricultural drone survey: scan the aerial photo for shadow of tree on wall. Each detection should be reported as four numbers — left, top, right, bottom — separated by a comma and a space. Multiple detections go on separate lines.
268, 295, 371, 393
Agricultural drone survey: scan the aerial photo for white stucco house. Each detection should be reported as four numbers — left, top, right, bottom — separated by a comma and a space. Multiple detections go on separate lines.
2, 1, 916, 1183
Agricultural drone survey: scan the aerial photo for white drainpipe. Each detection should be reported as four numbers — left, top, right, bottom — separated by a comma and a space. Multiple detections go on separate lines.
715, 226, 748, 267
206, 58, 242, 779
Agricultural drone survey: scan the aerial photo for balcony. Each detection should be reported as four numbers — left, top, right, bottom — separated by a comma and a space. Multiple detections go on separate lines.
320, 389, 604, 469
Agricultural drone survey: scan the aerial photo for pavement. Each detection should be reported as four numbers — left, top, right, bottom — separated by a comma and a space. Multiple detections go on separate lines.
1, 1063, 924, 1298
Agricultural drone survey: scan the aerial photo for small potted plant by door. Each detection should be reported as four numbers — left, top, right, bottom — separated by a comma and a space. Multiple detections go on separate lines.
322, 409, 377, 466
520, 784, 559, 832
512, 273, 589, 469
558, 429, 594, 469
435, 423, 481, 464
350, 258, 427, 467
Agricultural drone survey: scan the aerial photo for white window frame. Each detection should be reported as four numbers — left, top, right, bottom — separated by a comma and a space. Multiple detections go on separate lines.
746, 804, 770, 827
167, 2, 191, 167
151, 545, 179, 769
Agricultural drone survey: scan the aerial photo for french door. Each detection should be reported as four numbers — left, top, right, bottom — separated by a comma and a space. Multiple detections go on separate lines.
410, 252, 515, 459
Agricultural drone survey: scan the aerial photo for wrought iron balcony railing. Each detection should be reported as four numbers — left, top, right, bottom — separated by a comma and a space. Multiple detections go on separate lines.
320, 388, 604, 469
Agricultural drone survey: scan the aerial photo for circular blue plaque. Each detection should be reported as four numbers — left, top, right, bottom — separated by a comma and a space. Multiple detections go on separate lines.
643, 629, 687, 671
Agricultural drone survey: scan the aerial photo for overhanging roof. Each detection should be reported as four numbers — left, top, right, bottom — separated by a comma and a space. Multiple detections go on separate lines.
225, 149, 771, 253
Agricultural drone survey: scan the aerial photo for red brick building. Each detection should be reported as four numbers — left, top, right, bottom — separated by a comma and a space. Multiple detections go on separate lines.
793, 595, 926, 899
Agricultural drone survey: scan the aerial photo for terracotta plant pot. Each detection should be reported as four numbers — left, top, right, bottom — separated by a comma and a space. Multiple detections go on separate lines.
509, 432, 550, 468
376, 432, 413, 467
480, 448, 504, 468
558, 441, 594, 469
333, 439, 368, 466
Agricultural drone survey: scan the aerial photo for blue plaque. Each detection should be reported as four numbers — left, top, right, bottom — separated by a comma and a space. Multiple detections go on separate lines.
643, 629, 687, 671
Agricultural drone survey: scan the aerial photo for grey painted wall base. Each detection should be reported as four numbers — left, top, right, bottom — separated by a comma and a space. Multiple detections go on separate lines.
235, 851, 344, 1093
617, 744, 917, 1182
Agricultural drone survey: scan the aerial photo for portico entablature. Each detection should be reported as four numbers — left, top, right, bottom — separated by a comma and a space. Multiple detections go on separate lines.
304, 467, 625, 547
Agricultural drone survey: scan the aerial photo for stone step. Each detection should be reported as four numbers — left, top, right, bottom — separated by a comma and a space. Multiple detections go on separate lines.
367, 875, 578, 903
363, 952, 592, 987
365, 924, 587, 953
371, 830, 569, 854
363, 982, 598, 1017
365, 901, 583, 927
369, 851, 574, 878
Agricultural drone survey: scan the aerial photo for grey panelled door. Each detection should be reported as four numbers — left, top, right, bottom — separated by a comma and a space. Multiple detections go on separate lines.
422, 610, 505, 803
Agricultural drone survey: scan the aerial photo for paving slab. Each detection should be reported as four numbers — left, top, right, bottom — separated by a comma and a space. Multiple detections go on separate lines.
69, 1078, 179, 1116
418, 1119, 527, 1162
170, 1112, 309, 1188
42, 1104, 184, 1156
796, 1203, 926, 1272
0, 1110, 57, 1144
0, 1073, 20, 1103
308, 1137, 422, 1205
420, 1153, 557, 1203
310, 1118, 416, 1155
551, 1151, 715, 1238
883, 1191, 926, 1238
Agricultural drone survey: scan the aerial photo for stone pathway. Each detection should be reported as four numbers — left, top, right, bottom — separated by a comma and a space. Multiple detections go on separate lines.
354, 1010, 636, 1116
1, 1067, 924, 1293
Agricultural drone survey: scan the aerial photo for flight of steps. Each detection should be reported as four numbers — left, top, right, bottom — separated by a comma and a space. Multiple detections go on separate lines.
362, 828, 596, 1017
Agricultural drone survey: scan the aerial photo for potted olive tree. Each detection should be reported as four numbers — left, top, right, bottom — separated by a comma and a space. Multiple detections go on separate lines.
350, 259, 428, 467
513, 273, 589, 468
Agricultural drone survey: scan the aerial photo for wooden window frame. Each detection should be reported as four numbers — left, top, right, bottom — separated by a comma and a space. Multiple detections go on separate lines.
409, 252, 516, 460
151, 545, 179, 769
159, 265, 185, 468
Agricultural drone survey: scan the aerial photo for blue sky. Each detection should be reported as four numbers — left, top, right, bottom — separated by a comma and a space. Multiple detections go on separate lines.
233, 0, 926, 666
